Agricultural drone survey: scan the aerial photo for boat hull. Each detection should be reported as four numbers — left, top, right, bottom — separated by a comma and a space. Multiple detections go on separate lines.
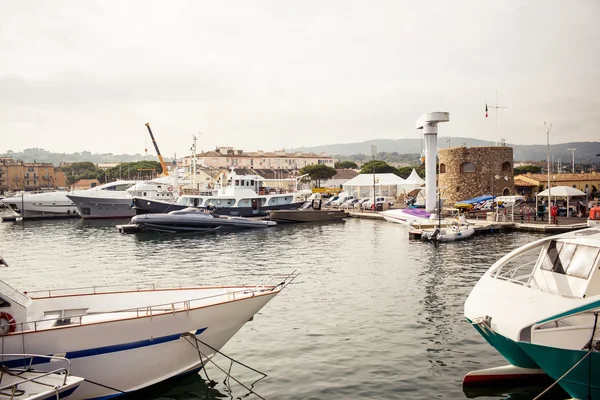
67, 196, 135, 219
519, 342, 600, 399
269, 209, 346, 223
2, 292, 278, 400
2, 198, 79, 219
133, 197, 305, 217
131, 213, 275, 232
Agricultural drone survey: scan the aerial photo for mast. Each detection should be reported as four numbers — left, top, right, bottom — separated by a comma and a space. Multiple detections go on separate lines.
144, 123, 169, 176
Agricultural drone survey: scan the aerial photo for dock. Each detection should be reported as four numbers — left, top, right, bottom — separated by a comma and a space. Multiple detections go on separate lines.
117, 224, 143, 234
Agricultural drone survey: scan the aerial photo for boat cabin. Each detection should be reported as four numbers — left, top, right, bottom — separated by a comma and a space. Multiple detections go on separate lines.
490, 229, 600, 299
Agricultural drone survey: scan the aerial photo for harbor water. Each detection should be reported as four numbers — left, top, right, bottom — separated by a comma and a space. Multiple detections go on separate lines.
0, 216, 569, 399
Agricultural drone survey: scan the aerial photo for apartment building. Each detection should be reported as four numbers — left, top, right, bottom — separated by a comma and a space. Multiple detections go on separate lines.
0, 157, 67, 192
180, 146, 335, 172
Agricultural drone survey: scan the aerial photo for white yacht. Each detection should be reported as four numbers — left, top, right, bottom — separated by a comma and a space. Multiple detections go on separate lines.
132, 173, 305, 217
464, 227, 600, 399
0, 255, 298, 400
1, 181, 136, 220
67, 176, 183, 219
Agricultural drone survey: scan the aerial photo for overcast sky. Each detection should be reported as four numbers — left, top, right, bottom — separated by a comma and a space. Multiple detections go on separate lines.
1, 0, 598, 157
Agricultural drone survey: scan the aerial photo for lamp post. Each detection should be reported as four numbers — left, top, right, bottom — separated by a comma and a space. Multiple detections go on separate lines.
545, 122, 552, 222
566, 148, 576, 173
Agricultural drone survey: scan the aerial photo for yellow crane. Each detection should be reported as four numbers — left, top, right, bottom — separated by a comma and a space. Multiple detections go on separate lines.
144, 123, 169, 177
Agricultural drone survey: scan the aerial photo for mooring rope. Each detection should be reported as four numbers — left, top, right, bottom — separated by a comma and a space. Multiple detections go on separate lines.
533, 312, 598, 400
181, 333, 267, 400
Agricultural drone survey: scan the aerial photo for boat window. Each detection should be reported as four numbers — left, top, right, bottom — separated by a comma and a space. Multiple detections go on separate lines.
143, 192, 147, 197
541, 241, 565, 273
0, 297, 10, 308
235, 180, 239, 186
566, 245, 600, 279
541, 241, 599, 280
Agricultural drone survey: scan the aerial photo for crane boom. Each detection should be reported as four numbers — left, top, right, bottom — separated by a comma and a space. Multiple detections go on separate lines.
144, 123, 169, 177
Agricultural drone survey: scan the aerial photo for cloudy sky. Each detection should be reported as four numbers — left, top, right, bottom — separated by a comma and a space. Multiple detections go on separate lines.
1, 0, 598, 157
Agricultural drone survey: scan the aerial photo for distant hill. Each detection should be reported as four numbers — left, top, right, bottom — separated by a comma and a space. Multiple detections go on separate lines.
0, 148, 161, 166
288, 138, 600, 163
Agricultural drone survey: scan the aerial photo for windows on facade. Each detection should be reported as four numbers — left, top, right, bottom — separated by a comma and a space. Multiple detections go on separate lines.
460, 162, 476, 173
502, 161, 511, 173
439, 163, 446, 173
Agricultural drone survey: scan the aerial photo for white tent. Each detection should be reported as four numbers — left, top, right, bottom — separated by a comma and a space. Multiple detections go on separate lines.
342, 173, 405, 198
536, 186, 586, 218
399, 169, 425, 194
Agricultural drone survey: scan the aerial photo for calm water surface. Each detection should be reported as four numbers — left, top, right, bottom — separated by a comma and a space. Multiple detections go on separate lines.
0, 215, 568, 400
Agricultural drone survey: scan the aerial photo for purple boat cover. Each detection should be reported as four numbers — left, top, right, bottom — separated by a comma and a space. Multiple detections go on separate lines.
400, 208, 431, 218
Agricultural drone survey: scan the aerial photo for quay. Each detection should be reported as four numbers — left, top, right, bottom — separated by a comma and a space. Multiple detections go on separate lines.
342, 209, 588, 239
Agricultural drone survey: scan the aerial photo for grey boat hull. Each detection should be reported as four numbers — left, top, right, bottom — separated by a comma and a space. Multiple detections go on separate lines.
131, 211, 276, 233
67, 195, 135, 219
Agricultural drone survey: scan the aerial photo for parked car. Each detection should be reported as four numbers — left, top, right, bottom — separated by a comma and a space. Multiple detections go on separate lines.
340, 198, 360, 209
362, 196, 388, 210
354, 198, 370, 209
331, 195, 356, 208
323, 196, 339, 206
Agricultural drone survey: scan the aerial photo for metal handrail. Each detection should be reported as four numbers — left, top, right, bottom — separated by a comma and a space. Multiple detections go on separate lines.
0, 354, 73, 390
2, 271, 300, 333
24, 273, 292, 298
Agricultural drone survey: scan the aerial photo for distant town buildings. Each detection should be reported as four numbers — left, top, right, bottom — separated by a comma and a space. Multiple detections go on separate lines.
179, 146, 335, 172
514, 172, 600, 200
0, 157, 67, 192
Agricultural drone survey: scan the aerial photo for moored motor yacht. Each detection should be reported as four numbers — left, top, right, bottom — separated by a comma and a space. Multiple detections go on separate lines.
132, 173, 304, 217
464, 227, 600, 399
67, 176, 183, 219
130, 207, 277, 233
0, 255, 297, 400
2, 181, 136, 220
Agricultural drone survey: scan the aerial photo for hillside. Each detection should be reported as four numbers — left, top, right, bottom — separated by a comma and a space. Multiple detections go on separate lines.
288, 138, 600, 162
0, 148, 160, 165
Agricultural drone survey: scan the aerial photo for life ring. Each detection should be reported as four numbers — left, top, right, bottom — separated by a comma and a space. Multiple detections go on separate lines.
167, 186, 173, 192
0, 312, 16, 334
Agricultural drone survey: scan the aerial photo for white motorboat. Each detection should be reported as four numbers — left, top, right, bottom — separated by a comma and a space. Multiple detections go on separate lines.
0, 354, 84, 399
131, 207, 277, 233
464, 227, 600, 399
0, 255, 298, 400
1, 181, 136, 220
132, 172, 305, 217
420, 223, 475, 242
67, 176, 184, 219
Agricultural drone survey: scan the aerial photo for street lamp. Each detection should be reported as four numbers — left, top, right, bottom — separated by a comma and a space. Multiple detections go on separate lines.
545, 122, 552, 220
567, 148, 576, 173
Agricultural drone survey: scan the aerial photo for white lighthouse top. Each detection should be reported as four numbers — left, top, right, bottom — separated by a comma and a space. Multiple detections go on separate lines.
416, 112, 450, 129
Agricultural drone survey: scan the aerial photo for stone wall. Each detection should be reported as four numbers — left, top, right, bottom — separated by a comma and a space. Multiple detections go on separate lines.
438, 146, 515, 204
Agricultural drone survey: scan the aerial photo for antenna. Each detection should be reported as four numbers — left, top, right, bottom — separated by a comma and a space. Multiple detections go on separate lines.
490, 91, 507, 146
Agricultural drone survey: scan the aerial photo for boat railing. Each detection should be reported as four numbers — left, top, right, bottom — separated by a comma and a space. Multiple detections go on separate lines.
25, 271, 299, 299
8, 271, 299, 333
0, 354, 73, 391
492, 259, 538, 281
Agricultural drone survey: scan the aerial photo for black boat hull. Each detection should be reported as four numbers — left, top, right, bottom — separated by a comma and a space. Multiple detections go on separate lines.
132, 198, 305, 217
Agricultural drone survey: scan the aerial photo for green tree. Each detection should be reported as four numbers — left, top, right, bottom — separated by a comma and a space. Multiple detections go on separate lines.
299, 164, 337, 188
514, 165, 542, 175
334, 161, 358, 169
105, 161, 163, 181
360, 160, 397, 174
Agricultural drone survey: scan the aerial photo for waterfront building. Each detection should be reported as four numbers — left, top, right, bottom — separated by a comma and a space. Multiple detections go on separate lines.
514, 172, 600, 200
179, 146, 335, 171
438, 146, 515, 204
0, 157, 67, 192
71, 179, 101, 190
